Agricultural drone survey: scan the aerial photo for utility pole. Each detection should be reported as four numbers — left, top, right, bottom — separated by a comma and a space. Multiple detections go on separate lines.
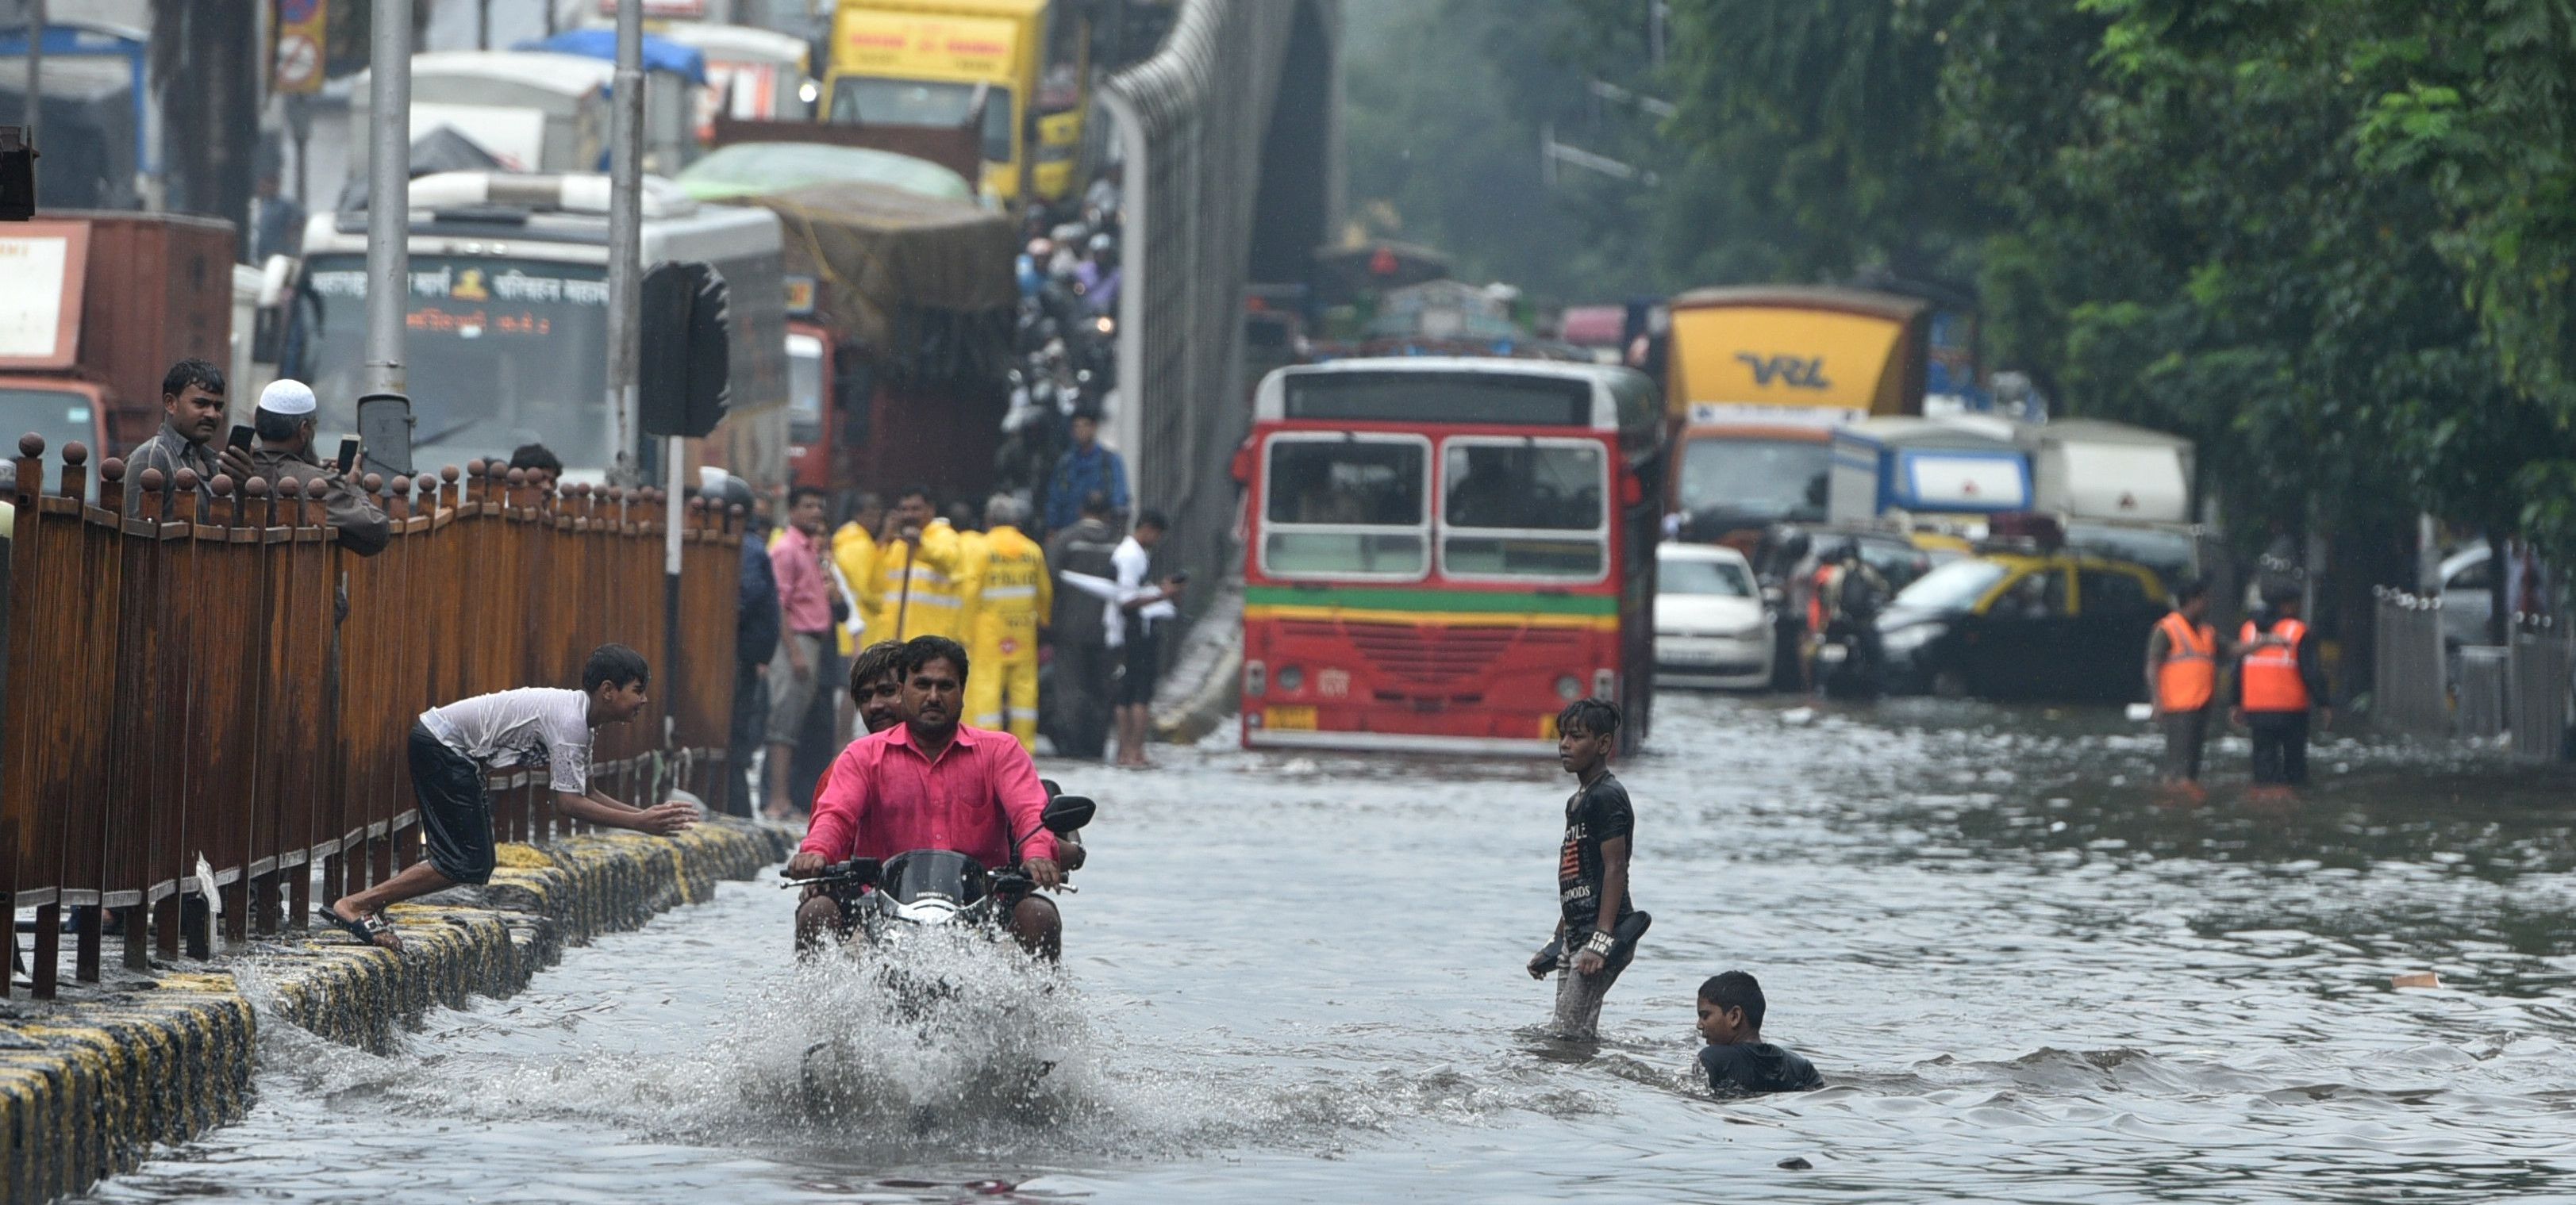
361, 0, 410, 408
606, 0, 643, 486
25, 0, 40, 155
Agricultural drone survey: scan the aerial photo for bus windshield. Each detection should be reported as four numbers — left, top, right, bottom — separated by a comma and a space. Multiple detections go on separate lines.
1441, 439, 1606, 580
1260, 436, 1428, 578
830, 78, 1014, 164
1678, 436, 1830, 523
306, 255, 615, 474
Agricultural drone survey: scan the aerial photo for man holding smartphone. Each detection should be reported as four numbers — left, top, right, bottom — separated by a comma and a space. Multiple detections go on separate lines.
224, 379, 392, 557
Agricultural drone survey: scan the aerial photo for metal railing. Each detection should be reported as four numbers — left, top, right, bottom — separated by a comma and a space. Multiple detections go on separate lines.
2508, 615, 2574, 761
2, 439, 741, 997
2458, 646, 2510, 739
2370, 588, 2450, 736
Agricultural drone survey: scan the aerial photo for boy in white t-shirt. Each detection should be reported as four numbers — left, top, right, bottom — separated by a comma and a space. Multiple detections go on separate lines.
320, 644, 699, 950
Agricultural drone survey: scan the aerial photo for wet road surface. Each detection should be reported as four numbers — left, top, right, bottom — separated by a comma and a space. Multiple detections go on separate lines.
80, 693, 2576, 1203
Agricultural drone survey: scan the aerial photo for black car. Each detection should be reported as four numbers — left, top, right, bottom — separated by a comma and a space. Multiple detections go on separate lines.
1878, 552, 2172, 701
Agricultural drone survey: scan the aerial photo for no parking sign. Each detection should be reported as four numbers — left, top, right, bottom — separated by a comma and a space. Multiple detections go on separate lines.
273, 0, 327, 94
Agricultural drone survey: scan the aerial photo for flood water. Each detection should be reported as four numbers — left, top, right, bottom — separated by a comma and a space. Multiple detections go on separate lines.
81, 693, 2576, 1203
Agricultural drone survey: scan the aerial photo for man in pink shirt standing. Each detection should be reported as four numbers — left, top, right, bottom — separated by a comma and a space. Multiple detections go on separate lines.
789, 635, 1067, 957
766, 486, 835, 819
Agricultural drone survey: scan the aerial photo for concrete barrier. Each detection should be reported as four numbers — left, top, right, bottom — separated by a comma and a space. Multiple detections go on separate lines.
0, 817, 794, 1202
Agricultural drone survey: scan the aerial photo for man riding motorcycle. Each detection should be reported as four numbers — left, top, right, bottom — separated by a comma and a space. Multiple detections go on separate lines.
1816, 543, 1890, 697
787, 635, 1067, 958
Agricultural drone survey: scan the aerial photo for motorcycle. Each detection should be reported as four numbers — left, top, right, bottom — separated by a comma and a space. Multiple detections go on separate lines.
1813, 620, 1882, 701
783, 785, 1095, 942
785, 786, 1098, 1119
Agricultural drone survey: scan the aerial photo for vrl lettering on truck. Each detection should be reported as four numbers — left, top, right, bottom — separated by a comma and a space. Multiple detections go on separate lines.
1735, 354, 1832, 391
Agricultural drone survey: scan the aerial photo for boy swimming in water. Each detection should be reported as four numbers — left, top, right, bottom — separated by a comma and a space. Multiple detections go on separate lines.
1696, 971, 1824, 1096
1528, 697, 1648, 1039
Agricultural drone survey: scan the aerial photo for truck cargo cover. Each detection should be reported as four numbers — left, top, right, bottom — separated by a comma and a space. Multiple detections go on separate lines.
739, 182, 1016, 374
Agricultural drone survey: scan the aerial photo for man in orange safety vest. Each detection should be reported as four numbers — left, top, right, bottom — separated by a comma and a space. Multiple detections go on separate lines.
2143, 579, 2223, 785
2232, 585, 2330, 786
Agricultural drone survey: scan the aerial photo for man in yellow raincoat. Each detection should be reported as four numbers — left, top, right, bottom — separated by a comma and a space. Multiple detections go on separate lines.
829, 492, 885, 651
959, 495, 1052, 749
859, 486, 965, 642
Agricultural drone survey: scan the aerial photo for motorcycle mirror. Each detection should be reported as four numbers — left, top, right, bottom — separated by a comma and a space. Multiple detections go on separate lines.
840, 858, 881, 887
1040, 795, 1096, 835
1040, 777, 1062, 800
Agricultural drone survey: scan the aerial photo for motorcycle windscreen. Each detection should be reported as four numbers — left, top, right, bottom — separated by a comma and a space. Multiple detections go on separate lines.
877, 850, 990, 907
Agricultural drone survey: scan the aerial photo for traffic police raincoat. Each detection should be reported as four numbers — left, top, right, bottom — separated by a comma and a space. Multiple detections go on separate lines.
959, 523, 1052, 748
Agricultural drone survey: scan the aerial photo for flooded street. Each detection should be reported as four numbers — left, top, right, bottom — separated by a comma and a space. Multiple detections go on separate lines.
83, 693, 2576, 1203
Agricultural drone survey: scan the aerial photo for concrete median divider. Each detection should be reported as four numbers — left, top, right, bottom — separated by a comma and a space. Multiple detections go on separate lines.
0, 816, 795, 1203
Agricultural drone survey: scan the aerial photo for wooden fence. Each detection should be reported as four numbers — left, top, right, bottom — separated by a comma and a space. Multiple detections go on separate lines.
2, 437, 743, 997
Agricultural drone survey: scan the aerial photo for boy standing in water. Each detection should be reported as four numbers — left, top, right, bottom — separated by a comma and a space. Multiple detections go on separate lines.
1528, 698, 1648, 1038
1695, 971, 1824, 1096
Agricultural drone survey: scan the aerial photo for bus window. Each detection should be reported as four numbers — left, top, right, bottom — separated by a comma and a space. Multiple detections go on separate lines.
1440, 439, 1607, 581
1259, 435, 1430, 578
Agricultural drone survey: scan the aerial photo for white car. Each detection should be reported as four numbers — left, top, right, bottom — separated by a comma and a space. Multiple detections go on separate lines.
1655, 543, 1774, 689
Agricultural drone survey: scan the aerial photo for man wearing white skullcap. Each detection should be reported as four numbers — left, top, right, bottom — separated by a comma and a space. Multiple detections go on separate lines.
233, 378, 391, 557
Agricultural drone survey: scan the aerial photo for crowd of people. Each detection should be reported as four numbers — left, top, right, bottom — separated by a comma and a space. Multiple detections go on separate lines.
720, 468, 1186, 823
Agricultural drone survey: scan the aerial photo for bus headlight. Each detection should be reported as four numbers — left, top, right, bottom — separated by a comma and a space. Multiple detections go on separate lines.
1277, 666, 1304, 693
1244, 660, 1267, 697
1555, 675, 1582, 701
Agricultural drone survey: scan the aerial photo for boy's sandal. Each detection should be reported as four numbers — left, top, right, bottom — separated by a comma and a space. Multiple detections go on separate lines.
317, 907, 403, 951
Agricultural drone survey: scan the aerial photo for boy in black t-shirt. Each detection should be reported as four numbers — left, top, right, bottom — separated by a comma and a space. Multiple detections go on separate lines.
1696, 971, 1824, 1097
1527, 697, 1649, 1038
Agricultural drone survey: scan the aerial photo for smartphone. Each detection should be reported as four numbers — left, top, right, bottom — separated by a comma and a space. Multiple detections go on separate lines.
226, 424, 255, 453
335, 437, 359, 477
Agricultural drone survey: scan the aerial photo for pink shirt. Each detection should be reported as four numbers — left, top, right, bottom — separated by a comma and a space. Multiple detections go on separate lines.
801, 723, 1059, 868
770, 524, 832, 635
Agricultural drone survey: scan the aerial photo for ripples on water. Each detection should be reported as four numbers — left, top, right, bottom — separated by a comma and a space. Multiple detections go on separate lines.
82, 694, 2576, 1203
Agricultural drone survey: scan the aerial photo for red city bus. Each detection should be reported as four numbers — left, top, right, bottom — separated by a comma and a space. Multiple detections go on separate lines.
1236, 359, 1667, 754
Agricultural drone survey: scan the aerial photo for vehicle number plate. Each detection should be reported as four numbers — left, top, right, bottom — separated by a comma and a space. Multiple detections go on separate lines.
1664, 647, 1721, 665
1264, 706, 1317, 731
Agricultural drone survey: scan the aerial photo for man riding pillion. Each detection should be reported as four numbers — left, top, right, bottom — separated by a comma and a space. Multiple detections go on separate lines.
787, 636, 1067, 958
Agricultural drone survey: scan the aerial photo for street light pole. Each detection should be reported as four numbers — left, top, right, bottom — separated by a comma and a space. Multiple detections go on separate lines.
25, 0, 41, 154
361, 0, 410, 406
606, 0, 644, 485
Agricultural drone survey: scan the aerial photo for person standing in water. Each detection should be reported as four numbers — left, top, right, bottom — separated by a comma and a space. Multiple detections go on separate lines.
1528, 697, 1648, 1039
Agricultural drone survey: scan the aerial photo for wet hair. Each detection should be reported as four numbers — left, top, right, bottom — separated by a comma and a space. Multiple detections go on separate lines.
254, 407, 309, 442
847, 640, 906, 704
900, 635, 971, 685
2175, 578, 2208, 605
1697, 971, 1767, 1032
1557, 697, 1621, 741
581, 643, 650, 693
984, 493, 1025, 528
1080, 489, 1113, 519
162, 358, 227, 400
789, 485, 829, 509
509, 443, 563, 475
898, 485, 935, 506
846, 491, 883, 524
1070, 409, 1101, 426
1135, 508, 1170, 533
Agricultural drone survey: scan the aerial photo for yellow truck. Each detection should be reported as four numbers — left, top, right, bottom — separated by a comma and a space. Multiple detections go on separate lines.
822, 0, 1090, 205
1663, 286, 1932, 546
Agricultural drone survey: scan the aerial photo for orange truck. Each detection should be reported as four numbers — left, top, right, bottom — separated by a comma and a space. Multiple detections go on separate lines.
1662, 286, 1929, 547
0, 213, 235, 467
